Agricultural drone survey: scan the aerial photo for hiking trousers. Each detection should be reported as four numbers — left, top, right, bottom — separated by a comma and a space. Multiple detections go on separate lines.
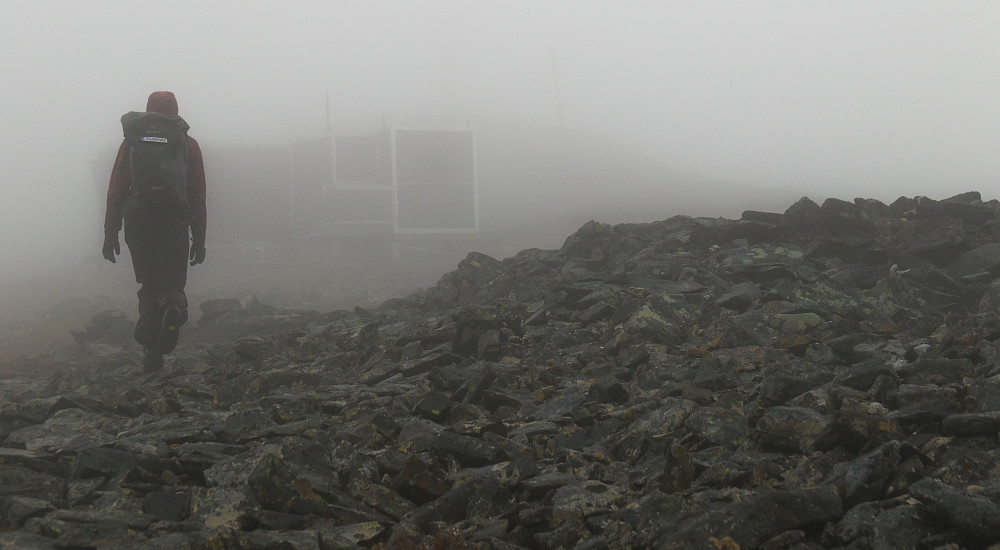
124, 212, 190, 348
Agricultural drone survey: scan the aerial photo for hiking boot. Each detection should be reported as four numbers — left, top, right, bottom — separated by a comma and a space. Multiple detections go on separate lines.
134, 320, 154, 348
157, 305, 183, 354
143, 347, 164, 372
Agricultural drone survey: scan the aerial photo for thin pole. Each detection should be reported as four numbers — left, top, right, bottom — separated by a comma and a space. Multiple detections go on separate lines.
326, 90, 332, 133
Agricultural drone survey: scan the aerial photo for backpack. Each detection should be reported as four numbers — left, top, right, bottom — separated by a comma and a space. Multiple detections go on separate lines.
121, 111, 190, 213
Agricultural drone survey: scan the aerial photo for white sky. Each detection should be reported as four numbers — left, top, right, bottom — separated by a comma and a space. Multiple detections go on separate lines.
0, 0, 998, 280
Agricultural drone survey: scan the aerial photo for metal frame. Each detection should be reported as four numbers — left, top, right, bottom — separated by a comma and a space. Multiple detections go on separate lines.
291, 125, 479, 237
328, 132, 395, 228
390, 125, 479, 235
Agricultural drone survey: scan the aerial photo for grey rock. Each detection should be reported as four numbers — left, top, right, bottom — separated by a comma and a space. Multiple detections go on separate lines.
758, 361, 834, 406
135, 533, 195, 550
898, 357, 975, 385
716, 282, 762, 312
942, 412, 1000, 436
0, 531, 59, 549
910, 478, 1000, 543
188, 486, 257, 531
0, 497, 55, 531
826, 501, 932, 549
353, 483, 417, 521
822, 441, 901, 507
814, 410, 903, 452
0, 466, 65, 502
685, 394, 748, 449
557, 419, 626, 451
648, 486, 842, 549
742, 210, 783, 224
413, 391, 452, 423
948, 242, 1000, 279
141, 491, 190, 522
587, 378, 628, 405
783, 196, 822, 227
754, 406, 829, 453
397, 419, 499, 467
236, 530, 321, 550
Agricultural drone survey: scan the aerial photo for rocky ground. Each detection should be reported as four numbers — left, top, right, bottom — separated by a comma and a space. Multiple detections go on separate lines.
4, 192, 1000, 549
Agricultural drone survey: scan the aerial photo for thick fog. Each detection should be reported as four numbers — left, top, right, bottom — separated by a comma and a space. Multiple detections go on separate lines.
1, 0, 998, 289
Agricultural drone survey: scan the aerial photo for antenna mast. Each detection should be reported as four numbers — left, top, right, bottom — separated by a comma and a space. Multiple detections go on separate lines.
326, 90, 332, 133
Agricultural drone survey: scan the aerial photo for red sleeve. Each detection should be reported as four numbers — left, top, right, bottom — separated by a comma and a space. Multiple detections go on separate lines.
104, 141, 130, 236
187, 136, 207, 249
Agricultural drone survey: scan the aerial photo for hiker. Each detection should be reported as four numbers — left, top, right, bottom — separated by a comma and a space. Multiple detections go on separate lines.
102, 91, 207, 371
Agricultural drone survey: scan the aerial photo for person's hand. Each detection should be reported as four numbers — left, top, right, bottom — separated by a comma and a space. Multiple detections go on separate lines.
189, 245, 206, 266
102, 234, 120, 263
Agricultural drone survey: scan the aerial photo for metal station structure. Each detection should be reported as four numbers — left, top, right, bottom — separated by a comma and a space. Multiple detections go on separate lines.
290, 125, 479, 240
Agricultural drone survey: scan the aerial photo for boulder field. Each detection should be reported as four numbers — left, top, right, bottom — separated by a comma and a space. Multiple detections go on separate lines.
4, 192, 1000, 549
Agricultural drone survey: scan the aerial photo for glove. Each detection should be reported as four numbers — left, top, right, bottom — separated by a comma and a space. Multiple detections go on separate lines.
102, 234, 120, 263
189, 245, 206, 266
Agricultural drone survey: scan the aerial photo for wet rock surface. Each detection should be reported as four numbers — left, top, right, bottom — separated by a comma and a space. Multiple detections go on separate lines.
4, 192, 1000, 548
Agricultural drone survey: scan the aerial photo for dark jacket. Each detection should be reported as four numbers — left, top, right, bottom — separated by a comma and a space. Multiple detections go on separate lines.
104, 91, 207, 250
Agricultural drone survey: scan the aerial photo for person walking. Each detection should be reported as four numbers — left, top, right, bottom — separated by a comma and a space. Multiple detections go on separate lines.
102, 91, 207, 371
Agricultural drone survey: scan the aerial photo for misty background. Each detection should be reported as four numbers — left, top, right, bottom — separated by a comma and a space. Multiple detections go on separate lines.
0, 1, 998, 313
